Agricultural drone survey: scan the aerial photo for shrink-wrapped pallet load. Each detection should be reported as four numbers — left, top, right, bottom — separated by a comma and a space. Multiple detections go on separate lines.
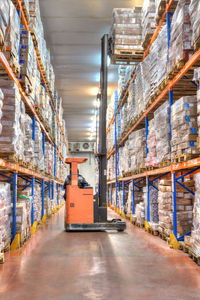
110, 7, 143, 55
168, 0, 193, 73
154, 102, 170, 164
34, 121, 44, 170
0, 183, 11, 252
146, 119, 157, 167
142, 0, 156, 48
128, 128, 146, 172
24, 114, 34, 164
0, 80, 24, 160
20, 29, 37, 97
171, 96, 199, 161
189, 0, 200, 46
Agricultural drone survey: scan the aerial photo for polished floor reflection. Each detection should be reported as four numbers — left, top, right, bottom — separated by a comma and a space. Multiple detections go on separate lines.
0, 206, 200, 300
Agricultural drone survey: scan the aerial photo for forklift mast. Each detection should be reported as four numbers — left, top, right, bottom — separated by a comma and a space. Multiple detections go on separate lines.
98, 34, 109, 222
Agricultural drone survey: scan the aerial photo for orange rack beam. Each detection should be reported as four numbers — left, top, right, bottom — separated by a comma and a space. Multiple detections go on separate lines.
0, 158, 63, 184
107, 158, 200, 184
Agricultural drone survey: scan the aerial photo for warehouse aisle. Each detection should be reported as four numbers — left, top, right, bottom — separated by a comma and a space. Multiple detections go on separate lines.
0, 207, 200, 300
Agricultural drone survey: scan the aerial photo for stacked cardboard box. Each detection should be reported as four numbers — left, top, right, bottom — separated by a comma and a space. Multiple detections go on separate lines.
168, 0, 193, 73
171, 96, 199, 161
193, 68, 200, 149
135, 195, 145, 225
111, 8, 143, 54
45, 142, 53, 176
158, 179, 194, 237
0, 183, 11, 252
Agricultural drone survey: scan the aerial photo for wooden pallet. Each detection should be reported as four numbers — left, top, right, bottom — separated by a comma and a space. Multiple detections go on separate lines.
2, 242, 10, 253
0, 153, 19, 164
194, 36, 200, 52
173, 154, 199, 164
135, 222, 145, 228
111, 52, 143, 65
159, 231, 168, 242
188, 248, 200, 266
178, 241, 190, 253
158, 160, 171, 168
147, 227, 159, 236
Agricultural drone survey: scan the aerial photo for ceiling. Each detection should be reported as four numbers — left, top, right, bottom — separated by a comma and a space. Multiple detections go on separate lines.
40, 0, 143, 142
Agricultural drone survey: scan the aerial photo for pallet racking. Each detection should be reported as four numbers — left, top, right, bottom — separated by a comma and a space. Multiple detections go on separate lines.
106, 0, 200, 248
0, 0, 67, 250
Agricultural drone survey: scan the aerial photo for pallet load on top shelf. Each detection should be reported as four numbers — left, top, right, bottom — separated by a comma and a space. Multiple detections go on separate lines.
0, 0, 20, 76
171, 96, 199, 162
168, 0, 193, 74
0, 183, 11, 252
110, 8, 143, 64
142, 0, 156, 49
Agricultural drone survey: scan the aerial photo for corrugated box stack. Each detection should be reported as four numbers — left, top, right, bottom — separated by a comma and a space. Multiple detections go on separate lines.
0, 183, 11, 252
142, 0, 156, 48
110, 8, 143, 55
189, 0, 200, 45
171, 96, 199, 161
168, 0, 193, 73
158, 179, 194, 237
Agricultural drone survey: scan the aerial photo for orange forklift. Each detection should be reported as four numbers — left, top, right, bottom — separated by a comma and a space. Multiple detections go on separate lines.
64, 35, 126, 232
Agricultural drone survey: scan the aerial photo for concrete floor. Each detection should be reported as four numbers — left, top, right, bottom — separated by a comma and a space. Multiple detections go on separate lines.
0, 207, 200, 300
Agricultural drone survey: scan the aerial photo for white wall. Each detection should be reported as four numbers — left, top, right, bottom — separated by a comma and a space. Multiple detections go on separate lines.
69, 152, 96, 188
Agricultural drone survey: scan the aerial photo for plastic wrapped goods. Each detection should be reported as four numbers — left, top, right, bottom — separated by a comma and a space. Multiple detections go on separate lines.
0, 80, 24, 159
146, 119, 157, 167
128, 128, 146, 172
171, 96, 198, 160
34, 121, 44, 170
118, 142, 130, 177
168, 0, 193, 73
127, 81, 136, 125
193, 68, 200, 148
20, 29, 37, 97
142, 0, 156, 48
111, 7, 143, 53
24, 114, 34, 163
189, 0, 200, 45
0, 183, 11, 252
126, 181, 145, 217
154, 102, 170, 164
